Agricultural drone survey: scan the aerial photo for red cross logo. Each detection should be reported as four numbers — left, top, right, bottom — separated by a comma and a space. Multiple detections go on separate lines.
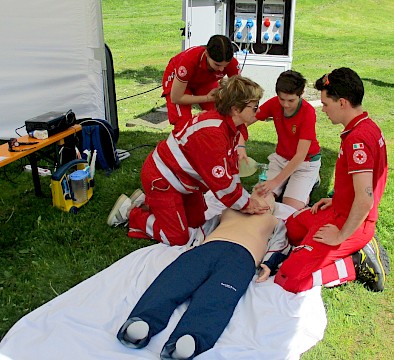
353, 150, 367, 164
212, 165, 225, 178
178, 66, 187, 78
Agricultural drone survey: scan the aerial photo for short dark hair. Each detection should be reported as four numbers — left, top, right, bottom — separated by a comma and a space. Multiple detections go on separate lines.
275, 70, 306, 96
206, 35, 234, 62
314, 67, 364, 107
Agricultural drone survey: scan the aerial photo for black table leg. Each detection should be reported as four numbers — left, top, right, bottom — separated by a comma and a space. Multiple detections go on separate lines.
28, 152, 43, 196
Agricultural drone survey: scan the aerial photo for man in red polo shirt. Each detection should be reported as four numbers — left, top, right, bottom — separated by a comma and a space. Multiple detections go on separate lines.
274, 67, 388, 293
162, 35, 240, 131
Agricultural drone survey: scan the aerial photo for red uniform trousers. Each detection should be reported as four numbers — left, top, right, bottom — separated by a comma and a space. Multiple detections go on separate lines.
165, 82, 218, 131
128, 153, 207, 246
274, 207, 376, 293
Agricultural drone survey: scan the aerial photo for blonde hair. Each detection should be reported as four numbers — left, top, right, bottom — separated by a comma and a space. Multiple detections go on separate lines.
214, 75, 264, 115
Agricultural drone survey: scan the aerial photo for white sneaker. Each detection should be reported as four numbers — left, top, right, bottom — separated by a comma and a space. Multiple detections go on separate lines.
129, 188, 145, 207
107, 189, 145, 227
107, 194, 131, 227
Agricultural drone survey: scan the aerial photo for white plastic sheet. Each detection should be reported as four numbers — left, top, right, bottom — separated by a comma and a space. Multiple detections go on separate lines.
0, 243, 327, 360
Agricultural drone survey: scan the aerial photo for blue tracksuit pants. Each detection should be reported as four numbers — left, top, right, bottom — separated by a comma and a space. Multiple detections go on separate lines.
117, 241, 256, 358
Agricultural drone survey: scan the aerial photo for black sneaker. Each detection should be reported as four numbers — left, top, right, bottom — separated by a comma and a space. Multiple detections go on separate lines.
353, 236, 387, 292
374, 234, 390, 276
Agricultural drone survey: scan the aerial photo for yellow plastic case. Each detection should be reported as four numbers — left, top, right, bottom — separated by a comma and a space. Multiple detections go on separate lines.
51, 159, 94, 213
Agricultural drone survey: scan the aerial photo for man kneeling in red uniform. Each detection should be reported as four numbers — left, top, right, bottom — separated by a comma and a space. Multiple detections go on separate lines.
271, 67, 388, 293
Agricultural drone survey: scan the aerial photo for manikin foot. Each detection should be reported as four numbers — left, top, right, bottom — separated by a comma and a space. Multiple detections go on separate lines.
125, 320, 149, 343
172, 334, 195, 359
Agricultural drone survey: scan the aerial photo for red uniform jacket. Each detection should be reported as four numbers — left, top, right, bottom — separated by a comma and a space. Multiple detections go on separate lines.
153, 110, 250, 210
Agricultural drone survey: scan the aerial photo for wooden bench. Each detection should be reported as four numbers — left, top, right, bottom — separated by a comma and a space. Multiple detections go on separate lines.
0, 124, 82, 196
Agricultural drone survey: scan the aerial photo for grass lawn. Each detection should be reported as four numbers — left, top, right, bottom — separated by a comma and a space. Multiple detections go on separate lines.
1, 0, 393, 358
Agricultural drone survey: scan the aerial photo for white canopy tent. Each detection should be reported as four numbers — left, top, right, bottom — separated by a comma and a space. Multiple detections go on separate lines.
0, 0, 108, 139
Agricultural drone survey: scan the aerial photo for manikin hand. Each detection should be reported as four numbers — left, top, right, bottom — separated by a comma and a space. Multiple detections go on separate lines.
256, 263, 271, 283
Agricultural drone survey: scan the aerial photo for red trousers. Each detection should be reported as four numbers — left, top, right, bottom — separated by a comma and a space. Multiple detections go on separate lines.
275, 207, 375, 293
128, 153, 207, 246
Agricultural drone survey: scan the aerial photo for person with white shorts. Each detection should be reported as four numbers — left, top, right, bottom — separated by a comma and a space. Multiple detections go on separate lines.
238, 70, 321, 210
266, 151, 321, 207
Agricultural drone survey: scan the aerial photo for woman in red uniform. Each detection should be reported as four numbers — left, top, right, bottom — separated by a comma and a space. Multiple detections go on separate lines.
162, 34, 240, 131
107, 75, 266, 246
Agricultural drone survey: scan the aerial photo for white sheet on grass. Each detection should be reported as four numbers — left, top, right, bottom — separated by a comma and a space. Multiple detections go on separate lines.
0, 243, 326, 360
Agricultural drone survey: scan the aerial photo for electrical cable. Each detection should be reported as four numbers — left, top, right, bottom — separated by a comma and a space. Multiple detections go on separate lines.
120, 144, 156, 153
246, 27, 254, 54
0, 157, 29, 184
263, 44, 271, 55
240, 46, 249, 73
116, 85, 162, 102
232, 41, 241, 53
14, 124, 26, 137
252, 43, 257, 54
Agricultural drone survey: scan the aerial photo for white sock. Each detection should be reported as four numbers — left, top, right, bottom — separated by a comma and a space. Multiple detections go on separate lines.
125, 320, 149, 343
172, 334, 195, 359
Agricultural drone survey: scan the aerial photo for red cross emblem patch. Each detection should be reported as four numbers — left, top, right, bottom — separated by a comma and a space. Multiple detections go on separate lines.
178, 66, 187, 78
353, 150, 367, 164
212, 165, 225, 178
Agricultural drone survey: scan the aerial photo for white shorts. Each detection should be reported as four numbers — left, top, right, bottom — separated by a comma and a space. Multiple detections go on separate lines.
267, 152, 321, 204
